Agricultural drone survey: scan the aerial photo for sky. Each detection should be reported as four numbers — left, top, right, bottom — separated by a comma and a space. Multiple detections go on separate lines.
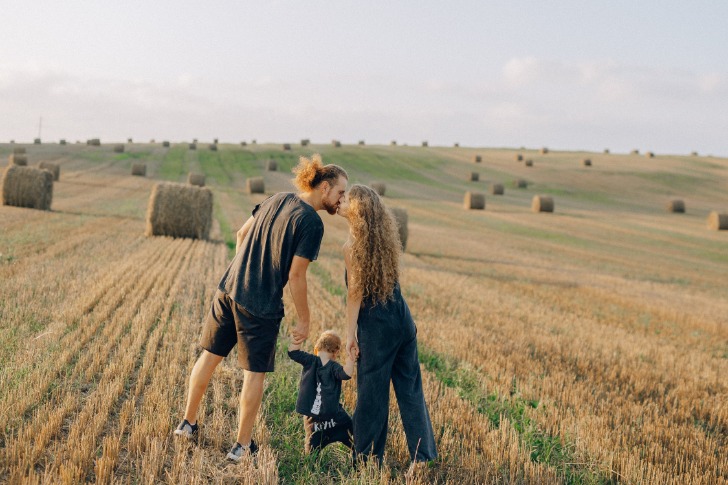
1, 0, 727, 155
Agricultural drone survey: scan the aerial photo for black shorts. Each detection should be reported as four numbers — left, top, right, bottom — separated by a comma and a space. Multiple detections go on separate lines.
199, 289, 282, 372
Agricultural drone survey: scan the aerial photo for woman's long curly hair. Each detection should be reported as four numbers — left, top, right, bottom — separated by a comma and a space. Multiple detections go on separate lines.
347, 184, 401, 305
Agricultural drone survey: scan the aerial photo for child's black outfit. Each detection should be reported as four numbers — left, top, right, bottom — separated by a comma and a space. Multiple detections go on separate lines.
288, 349, 354, 453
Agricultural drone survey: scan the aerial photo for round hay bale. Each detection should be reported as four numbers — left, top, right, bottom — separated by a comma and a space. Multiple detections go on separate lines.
145, 182, 213, 240
39, 161, 60, 181
9, 154, 28, 166
251, 139, 257, 144
422, 141, 428, 147
691, 151, 698, 156
266, 159, 278, 171
332, 140, 341, 148
282, 143, 291, 151
370, 182, 386, 196
631, 149, 639, 155
358, 140, 365, 146
209, 144, 218, 151
454, 143, 459, 147
13, 147, 26, 155
463, 191, 485, 210
707, 211, 728, 230
473, 155, 482, 163
162, 141, 170, 147
582, 158, 592, 166
666, 199, 685, 213
490, 183, 504, 195
540, 147, 548, 155
470, 172, 479, 182
247, 176, 265, 194
241, 141, 248, 147
390, 207, 408, 251
150, 139, 156, 144
189, 143, 197, 150
193, 138, 198, 143
513, 178, 528, 189
604, 149, 610, 154
1, 165, 53, 210
515, 153, 523, 161
525, 159, 533, 167
60, 139, 67, 145
301, 139, 310, 146
390, 140, 397, 146
187, 172, 205, 187
34, 138, 41, 145
532, 195, 554, 213
88, 138, 101, 146
646, 151, 655, 158
131, 163, 146, 176
114, 144, 125, 153
214, 138, 219, 144
127, 138, 133, 143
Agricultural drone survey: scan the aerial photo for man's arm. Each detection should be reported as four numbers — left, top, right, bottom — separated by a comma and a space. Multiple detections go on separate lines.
288, 255, 312, 342
235, 216, 255, 254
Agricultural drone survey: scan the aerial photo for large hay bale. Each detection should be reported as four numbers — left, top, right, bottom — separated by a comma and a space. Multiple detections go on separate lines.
532, 195, 554, 213
332, 140, 341, 148
209, 144, 218, 151
513, 178, 528, 189
390, 207, 408, 251
515, 153, 523, 162
131, 163, 146, 176
88, 138, 101, 146
1, 165, 53, 210
470, 172, 479, 182
422, 141, 428, 147
490, 183, 504, 195
145, 182, 213, 240
464, 191, 485, 210
189, 143, 197, 150
646, 151, 655, 158
13, 147, 26, 155
39, 162, 60, 181
34, 138, 41, 145
370, 182, 386, 196
9, 154, 28, 166
582, 158, 592, 166
707, 211, 728, 230
525, 159, 533, 167
162, 141, 170, 147
60, 139, 67, 145
282, 143, 291, 151
666, 199, 685, 213
266, 159, 278, 171
473, 155, 482, 163
540, 147, 548, 155
301, 139, 310, 146
247, 176, 264, 194
187, 172, 205, 187
114, 144, 125, 153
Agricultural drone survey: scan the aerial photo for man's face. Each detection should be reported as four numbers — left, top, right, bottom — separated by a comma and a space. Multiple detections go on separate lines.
322, 176, 348, 215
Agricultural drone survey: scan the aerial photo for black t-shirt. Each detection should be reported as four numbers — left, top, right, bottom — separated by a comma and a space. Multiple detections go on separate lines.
218, 193, 324, 319
288, 349, 351, 418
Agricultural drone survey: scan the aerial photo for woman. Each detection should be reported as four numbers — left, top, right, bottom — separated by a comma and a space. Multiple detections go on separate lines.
338, 184, 437, 465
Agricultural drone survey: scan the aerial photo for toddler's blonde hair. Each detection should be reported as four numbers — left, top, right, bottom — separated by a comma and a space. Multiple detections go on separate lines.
314, 330, 342, 356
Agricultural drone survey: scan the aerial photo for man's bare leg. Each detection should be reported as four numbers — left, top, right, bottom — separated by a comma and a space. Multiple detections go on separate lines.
183, 350, 224, 424
236, 370, 266, 445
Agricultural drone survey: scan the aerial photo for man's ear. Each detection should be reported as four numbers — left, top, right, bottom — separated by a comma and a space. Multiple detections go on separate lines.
320, 180, 330, 195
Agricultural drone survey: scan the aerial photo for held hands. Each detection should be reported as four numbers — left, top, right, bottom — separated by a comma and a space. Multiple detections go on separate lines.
346, 334, 359, 361
291, 322, 310, 343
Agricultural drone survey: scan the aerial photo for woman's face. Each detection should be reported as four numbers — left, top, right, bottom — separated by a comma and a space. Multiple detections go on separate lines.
337, 192, 351, 219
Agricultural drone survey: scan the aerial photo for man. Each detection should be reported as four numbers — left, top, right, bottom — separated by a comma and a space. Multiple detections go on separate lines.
174, 154, 348, 461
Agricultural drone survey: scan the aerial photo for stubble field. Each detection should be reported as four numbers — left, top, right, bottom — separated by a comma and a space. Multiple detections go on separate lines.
1, 141, 726, 484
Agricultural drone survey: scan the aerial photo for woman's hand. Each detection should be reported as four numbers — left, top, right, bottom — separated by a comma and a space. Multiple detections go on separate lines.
347, 335, 359, 361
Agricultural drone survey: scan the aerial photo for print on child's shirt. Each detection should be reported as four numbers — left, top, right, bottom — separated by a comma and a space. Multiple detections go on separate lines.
311, 382, 322, 415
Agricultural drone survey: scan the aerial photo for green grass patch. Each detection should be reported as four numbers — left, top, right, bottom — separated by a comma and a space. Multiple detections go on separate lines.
309, 264, 346, 298
158, 145, 189, 181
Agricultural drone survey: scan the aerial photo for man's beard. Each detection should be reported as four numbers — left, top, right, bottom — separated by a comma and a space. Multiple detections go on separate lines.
323, 199, 338, 215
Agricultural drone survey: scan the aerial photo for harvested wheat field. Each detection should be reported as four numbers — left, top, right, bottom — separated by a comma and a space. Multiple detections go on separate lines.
0, 142, 726, 484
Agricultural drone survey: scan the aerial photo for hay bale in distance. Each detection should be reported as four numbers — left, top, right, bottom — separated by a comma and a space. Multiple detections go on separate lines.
13, 147, 26, 155
470, 172, 479, 182
540, 147, 548, 155
145, 182, 213, 240
247, 176, 264, 194
266, 159, 278, 171
127, 138, 133, 143
370, 182, 386, 196
631, 149, 639, 155
131, 163, 146, 176
60, 139, 67, 145
301, 139, 310, 146
464, 191, 485, 210
251, 139, 256, 144
525, 159, 533, 167
241, 141, 248, 147
34, 138, 41, 145
213, 138, 218, 144
707, 211, 728, 230
209, 144, 218, 151
1, 165, 53, 210
666, 200, 685, 213
513, 178, 528, 189
390, 207, 408, 251
282, 143, 291, 151
422, 141, 428, 147
162, 141, 170, 147
454, 143, 459, 147
490, 183, 504, 195
87, 138, 101, 146
582, 158, 592, 166
532, 195, 554, 213
646, 151, 655, 158
331, 140, 341, 148
390, 141, 397, 146
358, 140, 365, 146
9, 154, 28, 166
189, 143, 197, 150
187, 173, 205, 187
691, 151, 698, 156
39, 162, 60, 181
473, 155, 482, 163
515, 153, 523, 161
604, 149, 610, 154
114, 144, 125, 153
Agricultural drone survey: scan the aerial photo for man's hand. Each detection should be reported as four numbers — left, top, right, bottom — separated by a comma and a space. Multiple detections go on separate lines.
292, 322, 310, 343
